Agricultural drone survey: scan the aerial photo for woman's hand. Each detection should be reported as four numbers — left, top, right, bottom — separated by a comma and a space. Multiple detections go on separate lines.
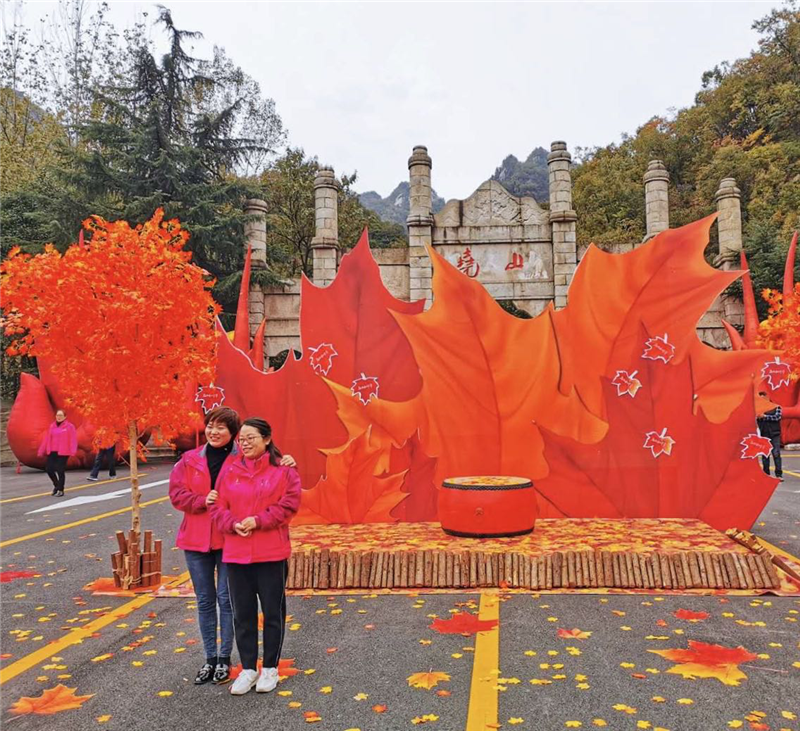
234, 522, 251, 537
205, 489, 219, 507
240, 516, 258, 532
280, 454, 297, 468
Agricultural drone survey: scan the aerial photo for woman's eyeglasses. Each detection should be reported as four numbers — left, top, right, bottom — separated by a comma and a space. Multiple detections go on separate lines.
239, 436, 264, 445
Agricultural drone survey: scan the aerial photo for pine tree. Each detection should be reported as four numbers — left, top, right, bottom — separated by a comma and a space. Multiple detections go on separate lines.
28, 7, 284, 284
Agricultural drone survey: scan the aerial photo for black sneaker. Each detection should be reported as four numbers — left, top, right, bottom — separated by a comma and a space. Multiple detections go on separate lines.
51, 488, 58, 496
56, 490, 65, 497
87, 476, 99, 482
194, 663, 215, 684
213, 663, 231, 684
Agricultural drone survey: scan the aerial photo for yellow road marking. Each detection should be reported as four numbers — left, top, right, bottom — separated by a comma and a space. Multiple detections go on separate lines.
466, 590, 499, 731
0, 476, 131, 504
0, 571, 191, 685
0, 496, 170, 548
782, 469, 800, 478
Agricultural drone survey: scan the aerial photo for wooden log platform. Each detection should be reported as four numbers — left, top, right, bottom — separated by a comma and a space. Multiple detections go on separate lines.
281, 520, 794, 592
283, 547, 781, 591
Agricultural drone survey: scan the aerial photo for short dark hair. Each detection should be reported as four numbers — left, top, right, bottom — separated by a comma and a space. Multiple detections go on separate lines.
204, 406, 240, 436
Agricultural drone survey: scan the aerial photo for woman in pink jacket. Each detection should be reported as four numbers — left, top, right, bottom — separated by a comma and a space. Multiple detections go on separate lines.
38, 409, 77, 496
169, 406, 295, 687
211, 417, 301, 696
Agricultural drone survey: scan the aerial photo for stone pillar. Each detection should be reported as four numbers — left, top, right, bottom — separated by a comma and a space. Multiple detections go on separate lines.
244, 199, 268, 268
547, 141, 578, 309
715, 178, 743, 267
715, 177, 744, 328
643, 160, 670, 242
310, 167, 339, 287
407, 145, 433, 307
244, 199, 268, 343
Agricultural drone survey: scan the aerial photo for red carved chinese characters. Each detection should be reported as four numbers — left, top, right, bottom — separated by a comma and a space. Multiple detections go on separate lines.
457, 247, 480, 278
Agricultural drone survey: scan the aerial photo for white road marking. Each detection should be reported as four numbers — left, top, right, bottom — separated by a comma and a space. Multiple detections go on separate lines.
26, 479, 169, 514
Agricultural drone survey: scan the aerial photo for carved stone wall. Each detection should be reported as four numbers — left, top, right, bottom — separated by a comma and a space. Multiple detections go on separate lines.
248, 148, 747, 364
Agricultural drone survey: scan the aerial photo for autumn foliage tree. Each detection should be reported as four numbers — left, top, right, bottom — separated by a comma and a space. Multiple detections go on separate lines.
758, 283, 800, 379
0, 209, 218, 560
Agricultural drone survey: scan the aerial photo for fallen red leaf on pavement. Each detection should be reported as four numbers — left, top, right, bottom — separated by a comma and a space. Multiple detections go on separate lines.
429, 612, 498, 636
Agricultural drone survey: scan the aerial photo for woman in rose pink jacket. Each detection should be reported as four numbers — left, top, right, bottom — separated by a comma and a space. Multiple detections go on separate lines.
169, 406, 296, 687
211, 417, 301, 696
38, 409, 77, 496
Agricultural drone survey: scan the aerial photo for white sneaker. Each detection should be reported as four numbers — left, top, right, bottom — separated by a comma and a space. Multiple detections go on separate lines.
229, 668, 258, 695
256, 667, 279, 693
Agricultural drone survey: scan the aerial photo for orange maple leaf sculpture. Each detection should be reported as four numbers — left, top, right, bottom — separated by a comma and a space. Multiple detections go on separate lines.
9, 684, 94, 716
649, 640, 758, 685
301, 229, 424, 402
292, 428, 409, 525
537, 328, 775, 528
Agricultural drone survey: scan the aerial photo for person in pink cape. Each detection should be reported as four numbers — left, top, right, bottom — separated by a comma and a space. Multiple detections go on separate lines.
38, 409, 77, 496
211, 417, 301, 696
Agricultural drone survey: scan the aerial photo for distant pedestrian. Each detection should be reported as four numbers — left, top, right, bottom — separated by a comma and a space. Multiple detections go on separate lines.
38, 409, 77, 496
757, 392, 783, 481
87, 439, 117, 481
212, 417, 301, 696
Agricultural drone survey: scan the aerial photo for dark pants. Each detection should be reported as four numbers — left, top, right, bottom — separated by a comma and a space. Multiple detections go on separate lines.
227, 560, 287, 671
90, 446, 117, 478
184, 550, 234, 661
46, 452, 68, 491
761, 434, 782, 477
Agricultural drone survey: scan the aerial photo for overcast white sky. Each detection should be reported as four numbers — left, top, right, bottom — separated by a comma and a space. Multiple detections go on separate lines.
22, 1, 779, 200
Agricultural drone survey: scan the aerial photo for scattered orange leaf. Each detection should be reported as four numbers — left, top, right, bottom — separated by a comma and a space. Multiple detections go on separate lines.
9, 684, 94, 716
407, 671, 451, 690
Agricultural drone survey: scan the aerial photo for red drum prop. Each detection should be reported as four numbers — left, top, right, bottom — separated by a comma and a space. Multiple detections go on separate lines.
439, 476, 537, 538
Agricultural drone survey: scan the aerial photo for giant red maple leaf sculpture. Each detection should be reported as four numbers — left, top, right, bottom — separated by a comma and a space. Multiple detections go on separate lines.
537, 326, 776, 528
292, 428, 408, 524
214, 321, 347, 491
300, 228, 425, 402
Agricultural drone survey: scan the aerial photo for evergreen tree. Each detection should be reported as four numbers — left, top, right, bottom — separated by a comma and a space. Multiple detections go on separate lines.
24, 7, 284, 284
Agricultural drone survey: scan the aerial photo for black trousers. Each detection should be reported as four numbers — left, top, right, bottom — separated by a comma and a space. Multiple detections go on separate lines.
46, 452, 68, 490
761, 433, 782, 477
227, 560, 287, 671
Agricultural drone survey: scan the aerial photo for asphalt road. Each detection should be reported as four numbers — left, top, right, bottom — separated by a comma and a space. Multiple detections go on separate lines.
1, 458, 798, 731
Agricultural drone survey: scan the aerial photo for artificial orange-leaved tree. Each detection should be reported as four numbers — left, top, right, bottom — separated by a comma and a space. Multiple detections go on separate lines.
1, 209, 218, 583
758, 283, 800, 381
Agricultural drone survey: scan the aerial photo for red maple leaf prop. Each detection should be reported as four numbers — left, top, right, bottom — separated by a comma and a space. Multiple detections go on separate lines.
537, 328, 776, 528
672, 609, 709, 622
611, 369, 642, 397
642, 333, 675, 364
292, 428, 408, 525
0, 571, 38, 583
308, 343, 338, 376
300, 229, 424, 402
388, 432, 439, 522
351, 373, 380, 405
213, 321, 348, 490
761, 358, 792, 390
195, 384, 225, 413
739, 433, 774, 460
649, 640, 758, 685
429, 612, 498, 636
643, 428, 675, 458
